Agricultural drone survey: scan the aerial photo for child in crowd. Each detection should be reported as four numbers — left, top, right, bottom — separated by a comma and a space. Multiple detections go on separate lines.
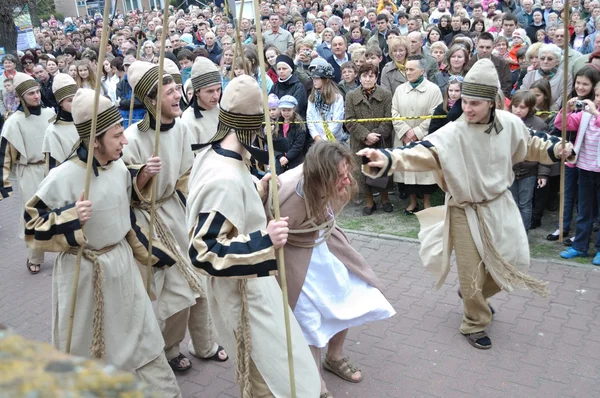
555, 82, 600, 265
338, 61, 359, 99
2, 79, 19, 118
177, 50, 194, 84
278, 95, 306, 171
570, 20, 589, 53
509, 91, 550, 233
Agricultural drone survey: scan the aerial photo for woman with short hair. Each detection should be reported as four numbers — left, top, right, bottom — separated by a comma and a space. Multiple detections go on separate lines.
521, 43, 572, 110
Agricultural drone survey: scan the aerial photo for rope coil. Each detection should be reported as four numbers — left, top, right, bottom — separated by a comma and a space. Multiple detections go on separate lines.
67, 243, 118, 359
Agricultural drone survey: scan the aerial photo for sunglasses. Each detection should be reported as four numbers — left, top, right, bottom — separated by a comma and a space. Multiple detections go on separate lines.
449, 75, 464, 82
539, 56, 556, 61
23, 61, 33, 64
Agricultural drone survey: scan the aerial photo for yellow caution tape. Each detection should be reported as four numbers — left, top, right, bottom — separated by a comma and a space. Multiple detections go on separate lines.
266, 110, 558, 125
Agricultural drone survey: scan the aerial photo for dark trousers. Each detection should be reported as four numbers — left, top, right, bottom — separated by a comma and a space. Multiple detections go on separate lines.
572, 169, 600, 254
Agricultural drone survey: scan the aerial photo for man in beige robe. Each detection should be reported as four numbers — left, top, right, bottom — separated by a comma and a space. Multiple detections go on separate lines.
186, 76, 320, 397
122, 61, 226, 372
180, 57, 221, 151
0, 72, 55, 273
42, 73, 79, 173
359, 59, 574, 350
23, 89, 181, 396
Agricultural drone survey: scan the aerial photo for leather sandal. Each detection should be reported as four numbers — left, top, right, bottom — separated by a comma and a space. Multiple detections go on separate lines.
26, 260, 40, 275
463, 331, 492, 349
323, 355, 363, 383
203, 345, 228, 362
168, 353, 192, 372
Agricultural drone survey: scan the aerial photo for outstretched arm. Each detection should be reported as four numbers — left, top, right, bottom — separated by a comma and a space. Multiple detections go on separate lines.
358, 141, 442, 179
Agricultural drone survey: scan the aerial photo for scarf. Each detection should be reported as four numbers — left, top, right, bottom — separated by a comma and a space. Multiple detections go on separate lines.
17, 104, 41, 116
410, 75, 424, 88
3, 69, 16, 80
278, 74, 293, 83
539, 66, 558, 80
361, 85, 376, 100
313, 89, 330, 115
395, 61, 407, 76
448, 99, 456, 109
56, 108, 73, 123
148, 114, 176, 132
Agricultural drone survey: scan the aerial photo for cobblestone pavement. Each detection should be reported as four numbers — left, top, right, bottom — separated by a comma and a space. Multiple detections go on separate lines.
1, 188, 600, 398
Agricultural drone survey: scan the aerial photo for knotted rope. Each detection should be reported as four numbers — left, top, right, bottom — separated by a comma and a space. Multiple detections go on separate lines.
67, 243, 118, 359
266, 180, 335, 248
472, 204, 549, 297
135, 195, 205, 298
235, 279, 252, 398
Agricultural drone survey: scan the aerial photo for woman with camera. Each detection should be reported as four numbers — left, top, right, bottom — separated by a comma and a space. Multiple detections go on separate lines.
554, 79, 600, 265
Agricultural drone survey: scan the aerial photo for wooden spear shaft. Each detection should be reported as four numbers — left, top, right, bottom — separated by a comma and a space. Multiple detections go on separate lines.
129, 16, 145, 127
253, 1, 296, 396
145, 6, 170, 294
65, 0, 113, 354
232, 0, 249, 75
559, 2, 570, 243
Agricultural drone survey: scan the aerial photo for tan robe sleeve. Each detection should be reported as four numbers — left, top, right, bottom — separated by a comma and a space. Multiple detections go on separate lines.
0, 137, 17, 200
175, 167, 190, 205
189, 210, 278, 278
362, 141, 442, 179
524, 130, 575, 165
23, 195, 87, 252
125, 228, 177, 268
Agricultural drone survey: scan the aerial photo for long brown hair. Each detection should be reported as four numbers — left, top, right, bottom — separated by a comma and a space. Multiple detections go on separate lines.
303, 141, 356, 223
308, 77, 341, 105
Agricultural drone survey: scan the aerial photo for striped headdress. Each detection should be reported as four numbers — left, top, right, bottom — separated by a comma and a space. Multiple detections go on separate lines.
13, 72, 40, 117
190, 56, 221, 92
72, 88, 122, 140
52, 73, 78, 104
208, 75, 264, 145
461, 58, 498, 102
127, 60, 172, 132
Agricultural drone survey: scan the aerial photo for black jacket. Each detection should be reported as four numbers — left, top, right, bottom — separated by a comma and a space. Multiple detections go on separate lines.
279, 115, 306, 170
269, 75, 308, 118
429, 98, 463, 134
39, 75, 57, 110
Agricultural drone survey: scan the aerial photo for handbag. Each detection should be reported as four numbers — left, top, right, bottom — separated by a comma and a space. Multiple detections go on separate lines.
365, 133, 391, 189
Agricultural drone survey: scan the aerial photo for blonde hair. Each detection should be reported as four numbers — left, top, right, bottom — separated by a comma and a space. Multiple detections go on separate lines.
75, 60, 98, 89
309, 77, 341, 105
303, 141, 356, 222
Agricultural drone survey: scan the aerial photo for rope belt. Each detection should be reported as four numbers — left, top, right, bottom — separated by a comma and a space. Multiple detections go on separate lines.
267, 180, 335, 248
448, 194, 549, 297
134, 193, 205, 298
235, 279, 252, 398
471, 203, 549, 297
67, 242, 118, 359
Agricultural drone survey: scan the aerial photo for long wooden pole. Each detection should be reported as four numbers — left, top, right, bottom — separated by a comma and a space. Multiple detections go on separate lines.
232, 0, 249, 75
128, 16, 145, 127
253, 1, 296, 396
559, 3, 570, 243
65, 0, 113, 354
145, 6, 170, 294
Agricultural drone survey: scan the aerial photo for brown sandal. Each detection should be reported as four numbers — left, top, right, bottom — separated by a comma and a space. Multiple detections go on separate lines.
320, 392, 333, 398
323, 355, 363, 383
26, 260, 40, 275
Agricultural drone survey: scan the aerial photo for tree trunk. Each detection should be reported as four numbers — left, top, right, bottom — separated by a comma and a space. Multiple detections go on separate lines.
0, 4, 19, 55
28, 0, 39, 28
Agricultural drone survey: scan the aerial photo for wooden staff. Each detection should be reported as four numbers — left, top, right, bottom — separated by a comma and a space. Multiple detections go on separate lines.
65, 0, 113, 354
232, 0, 249, 75
128, 15, 145, 127
252, 1, 296, 396
145, 6, 170, 294
559, 1, 570, 243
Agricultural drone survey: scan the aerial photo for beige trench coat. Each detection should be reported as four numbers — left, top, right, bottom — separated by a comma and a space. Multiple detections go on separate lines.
391, 78, 442, 185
